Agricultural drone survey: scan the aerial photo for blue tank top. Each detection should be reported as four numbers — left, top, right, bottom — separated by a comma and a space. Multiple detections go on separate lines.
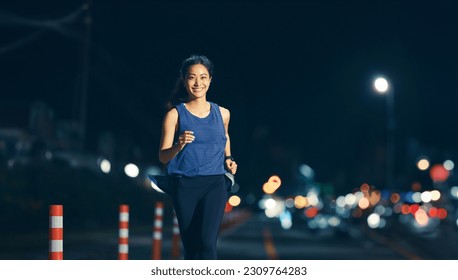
166, 102, 227, 176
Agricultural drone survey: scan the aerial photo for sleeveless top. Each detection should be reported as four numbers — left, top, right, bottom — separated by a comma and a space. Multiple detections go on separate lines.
166, 102, 227, 177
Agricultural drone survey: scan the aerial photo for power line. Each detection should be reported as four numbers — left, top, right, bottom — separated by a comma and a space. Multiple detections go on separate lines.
0, 5, 85, 55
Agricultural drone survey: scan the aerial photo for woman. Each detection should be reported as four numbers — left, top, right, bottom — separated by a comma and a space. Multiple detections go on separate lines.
158, 54, 237, 259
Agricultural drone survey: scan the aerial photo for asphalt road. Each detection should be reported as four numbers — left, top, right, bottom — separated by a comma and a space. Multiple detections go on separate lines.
3, 208, 448, 260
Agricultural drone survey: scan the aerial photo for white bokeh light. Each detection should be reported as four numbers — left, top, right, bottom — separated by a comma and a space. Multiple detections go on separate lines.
124, 163, 139, 178
374, 77, 389, 93
100, 159, 111, 174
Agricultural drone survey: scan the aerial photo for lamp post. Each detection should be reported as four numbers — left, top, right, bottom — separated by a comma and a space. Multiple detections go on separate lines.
374, 77, 395, 189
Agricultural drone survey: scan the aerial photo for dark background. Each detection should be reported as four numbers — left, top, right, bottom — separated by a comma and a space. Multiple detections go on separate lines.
2, 0, 458, 199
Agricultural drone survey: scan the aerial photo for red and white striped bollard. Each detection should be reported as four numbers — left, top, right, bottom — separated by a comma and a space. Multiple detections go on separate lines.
151, 201, 164, 260
49, 204, 63, 260
118, 204, 129, 260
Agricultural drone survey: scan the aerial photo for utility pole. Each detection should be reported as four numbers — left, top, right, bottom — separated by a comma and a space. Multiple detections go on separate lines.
76, 0, 92, 150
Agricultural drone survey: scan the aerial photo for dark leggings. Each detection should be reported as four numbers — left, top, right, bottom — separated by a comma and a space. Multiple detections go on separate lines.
171, 175, 227, 260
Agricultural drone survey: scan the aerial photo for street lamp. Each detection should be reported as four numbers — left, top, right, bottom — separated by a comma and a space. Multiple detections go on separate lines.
374, 77, 395, 189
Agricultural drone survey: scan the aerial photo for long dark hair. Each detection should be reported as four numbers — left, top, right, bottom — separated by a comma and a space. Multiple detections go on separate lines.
165, 54, 214, 110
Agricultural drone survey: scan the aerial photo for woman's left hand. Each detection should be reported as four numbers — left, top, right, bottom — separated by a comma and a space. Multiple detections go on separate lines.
225, 159, 237, 174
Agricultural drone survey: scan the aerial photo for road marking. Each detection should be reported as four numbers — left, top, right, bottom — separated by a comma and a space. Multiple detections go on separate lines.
366, 230, 422, 260
263, 227, 278, 260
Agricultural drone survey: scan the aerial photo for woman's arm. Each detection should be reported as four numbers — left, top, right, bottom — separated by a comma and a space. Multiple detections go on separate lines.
221, 106, 237, 174
158, 108, 194, 164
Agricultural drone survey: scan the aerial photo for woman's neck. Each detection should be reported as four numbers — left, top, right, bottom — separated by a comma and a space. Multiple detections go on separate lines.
185, 97, 207, 108
184, 99, 211, 117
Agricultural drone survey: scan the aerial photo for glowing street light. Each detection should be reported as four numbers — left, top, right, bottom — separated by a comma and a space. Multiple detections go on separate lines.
374, 77, 389, 93
373, 76, 395, 189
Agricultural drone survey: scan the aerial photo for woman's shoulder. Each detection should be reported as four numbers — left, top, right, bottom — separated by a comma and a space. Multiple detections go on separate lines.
207, 101, 227, 113
209, 101, 227, 110
216, 104, 230, 121
167, 103, 186, 114
164, 106, 179, 120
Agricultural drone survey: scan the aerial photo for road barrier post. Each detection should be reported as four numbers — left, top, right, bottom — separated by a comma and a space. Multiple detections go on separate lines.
118, 204, 129, 260
49, 205, 63, 260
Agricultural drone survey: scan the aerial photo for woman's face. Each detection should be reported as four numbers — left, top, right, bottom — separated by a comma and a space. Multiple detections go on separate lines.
184, 64, 211, 99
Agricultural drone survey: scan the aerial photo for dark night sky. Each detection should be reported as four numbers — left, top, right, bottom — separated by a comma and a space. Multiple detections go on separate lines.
1, 0, 458, 195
